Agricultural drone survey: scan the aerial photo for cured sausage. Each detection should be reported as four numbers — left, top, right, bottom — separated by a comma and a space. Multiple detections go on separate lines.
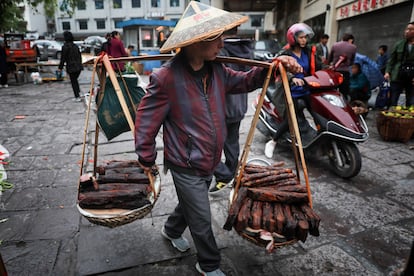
247, 187, 308, 203
223, 187, 248, 231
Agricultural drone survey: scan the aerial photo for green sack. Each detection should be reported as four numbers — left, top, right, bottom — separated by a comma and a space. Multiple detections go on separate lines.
97, 74, 146, 140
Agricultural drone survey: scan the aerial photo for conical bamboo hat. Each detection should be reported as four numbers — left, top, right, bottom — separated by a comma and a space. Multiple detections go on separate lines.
160, 1, 248, 53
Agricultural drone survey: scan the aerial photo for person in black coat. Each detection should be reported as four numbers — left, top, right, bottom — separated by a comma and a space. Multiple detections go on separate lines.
209, 26, 253, 193
58, 31, 84, 101
0, 41, 8, 88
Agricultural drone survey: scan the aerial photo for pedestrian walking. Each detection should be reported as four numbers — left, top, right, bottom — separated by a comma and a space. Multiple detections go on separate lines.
376, 45, 389, 75
315, 34, 329, 65
133, 2, 302, 275
384, 21, 414, 107
58, 31, 84, 102
209, 26, 254, 194
0, 40, 8, 88
328, 33, 357, 101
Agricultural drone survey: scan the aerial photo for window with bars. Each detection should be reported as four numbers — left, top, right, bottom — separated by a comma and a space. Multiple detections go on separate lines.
79, 20, 88, 30
151, 0, 160, 8
62, 22, 71, 30
132, 0, 141, 8
96, 19, 106, 29
95, 0, 104, 9
170, 0, 179, 7
78, 0, 86, 10
113, 0, 122, 8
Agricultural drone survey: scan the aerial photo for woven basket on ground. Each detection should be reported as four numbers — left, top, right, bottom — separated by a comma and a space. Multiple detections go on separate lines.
376, 111, 414, 143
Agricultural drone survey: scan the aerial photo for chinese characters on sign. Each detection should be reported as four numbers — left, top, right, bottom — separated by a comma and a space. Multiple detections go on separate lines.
337, 0, 400, 19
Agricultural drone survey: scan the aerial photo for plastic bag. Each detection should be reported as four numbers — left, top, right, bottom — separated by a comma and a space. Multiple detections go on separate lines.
375, 81, 390, 109
96, 74, 146, 140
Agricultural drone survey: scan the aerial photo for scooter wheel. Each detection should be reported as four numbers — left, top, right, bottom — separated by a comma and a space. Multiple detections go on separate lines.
328, 141, 361, 179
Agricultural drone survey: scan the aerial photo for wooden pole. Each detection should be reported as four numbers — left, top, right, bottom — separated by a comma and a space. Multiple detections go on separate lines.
278, 64, 313, 208
232, 62, 276, 202
79, 57, 99, 180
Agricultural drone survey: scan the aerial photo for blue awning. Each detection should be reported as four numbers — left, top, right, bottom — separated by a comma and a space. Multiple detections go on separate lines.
116, 19, 177, 28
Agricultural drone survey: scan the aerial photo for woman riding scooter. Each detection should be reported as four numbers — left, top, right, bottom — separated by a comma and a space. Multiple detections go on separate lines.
264, 23, 323, 158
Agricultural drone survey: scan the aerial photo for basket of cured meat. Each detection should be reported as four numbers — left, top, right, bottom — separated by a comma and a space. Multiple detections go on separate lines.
77, 160, 160, 228
221, 60, 321, 252
223, 161, 320, 253
76, 54, 160, 228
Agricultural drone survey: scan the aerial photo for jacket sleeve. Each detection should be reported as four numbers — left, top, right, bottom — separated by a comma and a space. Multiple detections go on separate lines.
134, 72, 170, 166
223, 65, 266, 94
58, 45, 67, 70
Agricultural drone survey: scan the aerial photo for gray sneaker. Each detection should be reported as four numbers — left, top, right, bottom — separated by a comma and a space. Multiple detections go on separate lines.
161, 226, 190, 252
195, 262, 226, 276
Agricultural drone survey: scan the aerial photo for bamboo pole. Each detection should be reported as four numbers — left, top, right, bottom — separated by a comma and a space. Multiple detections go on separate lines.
278, 64, 313, 208
92, 53, 312, 207
79, 57, 99, 180
232, 62, 276, 202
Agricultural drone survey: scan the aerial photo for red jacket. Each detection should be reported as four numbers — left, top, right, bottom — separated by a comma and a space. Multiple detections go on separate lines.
134, 53, 265, 176
107, 37, 128, 71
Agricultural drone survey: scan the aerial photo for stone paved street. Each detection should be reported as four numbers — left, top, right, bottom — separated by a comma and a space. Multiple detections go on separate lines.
0, 66, 413, 276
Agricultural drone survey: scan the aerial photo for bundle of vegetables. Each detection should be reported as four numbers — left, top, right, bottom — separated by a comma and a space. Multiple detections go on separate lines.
223, 162, 320, 252
78, 160, 152, 210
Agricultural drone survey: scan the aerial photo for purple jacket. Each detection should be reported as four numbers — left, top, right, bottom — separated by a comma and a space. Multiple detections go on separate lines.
134, 53, 265, 176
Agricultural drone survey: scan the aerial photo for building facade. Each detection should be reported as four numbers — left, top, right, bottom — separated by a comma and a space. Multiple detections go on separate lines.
301, 0, 414, 59
53, 0, 271, 40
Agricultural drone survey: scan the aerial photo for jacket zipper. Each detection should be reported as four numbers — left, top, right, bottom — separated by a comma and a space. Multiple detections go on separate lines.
201, 75, 218, 171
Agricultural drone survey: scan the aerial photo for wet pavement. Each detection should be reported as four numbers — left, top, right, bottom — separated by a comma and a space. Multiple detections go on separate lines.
0, 67, 413, 276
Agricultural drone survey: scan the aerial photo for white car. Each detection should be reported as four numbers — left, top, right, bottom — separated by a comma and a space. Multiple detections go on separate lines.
33, 39, 63, 60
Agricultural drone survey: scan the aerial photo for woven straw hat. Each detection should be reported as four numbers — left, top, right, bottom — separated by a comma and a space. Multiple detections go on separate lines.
160, 1, 248, 53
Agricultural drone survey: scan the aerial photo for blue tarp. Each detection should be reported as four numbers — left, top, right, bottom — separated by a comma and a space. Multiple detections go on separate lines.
354, 53, 384, 89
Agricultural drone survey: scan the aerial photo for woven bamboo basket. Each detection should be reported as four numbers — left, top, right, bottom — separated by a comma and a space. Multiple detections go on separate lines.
376, 111, 414, 143
226, 62, 315, 252
77, 173, 161, 228
228, 158, 298, 250
77, 54, 164, 228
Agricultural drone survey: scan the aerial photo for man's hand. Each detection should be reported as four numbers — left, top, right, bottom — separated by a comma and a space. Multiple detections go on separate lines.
273, 55, 303, 74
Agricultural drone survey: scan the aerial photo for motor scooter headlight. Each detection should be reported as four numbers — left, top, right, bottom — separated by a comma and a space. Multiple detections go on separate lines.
322, 94, 345, 108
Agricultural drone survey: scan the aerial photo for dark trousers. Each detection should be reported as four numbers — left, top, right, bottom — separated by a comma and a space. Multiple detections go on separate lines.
69, 71, 81, 98
214, 120, 241, 183
338, 70, 351, 101
165, 170, 220, 272
349, 88, 370, 102
272, 94, 313, 141
389, 80, 414, 107
0, 72, 7, 85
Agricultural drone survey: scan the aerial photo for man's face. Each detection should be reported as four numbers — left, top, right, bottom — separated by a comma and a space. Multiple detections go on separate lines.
198, 35, 224, 60
404, 24, 414, 40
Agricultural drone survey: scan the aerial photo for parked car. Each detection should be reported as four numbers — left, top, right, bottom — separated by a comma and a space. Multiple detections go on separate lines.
252, 39, 281, 61
33, 39, 63, 60
81, 36, 106, 55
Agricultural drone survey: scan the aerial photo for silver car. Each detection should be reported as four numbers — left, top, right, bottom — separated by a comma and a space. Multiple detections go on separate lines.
33, 39, 63, 60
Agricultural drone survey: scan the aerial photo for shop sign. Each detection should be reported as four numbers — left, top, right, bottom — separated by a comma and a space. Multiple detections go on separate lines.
336, 0, 408, 20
